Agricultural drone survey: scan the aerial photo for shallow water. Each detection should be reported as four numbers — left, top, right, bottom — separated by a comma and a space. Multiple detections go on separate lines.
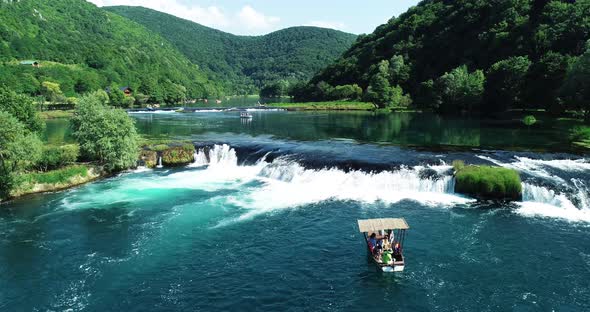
3, 111, 590, 311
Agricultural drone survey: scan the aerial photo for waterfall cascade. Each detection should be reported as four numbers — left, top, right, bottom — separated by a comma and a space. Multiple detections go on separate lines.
156, 156, 163, 169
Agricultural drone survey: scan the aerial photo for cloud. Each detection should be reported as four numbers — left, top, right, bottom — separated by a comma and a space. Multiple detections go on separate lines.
237, 5, 280, 33
87, 1, 280, 35
305, 21, 346, 31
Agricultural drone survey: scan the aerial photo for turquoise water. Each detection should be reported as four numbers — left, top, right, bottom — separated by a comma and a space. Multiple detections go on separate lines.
3, 111, 590, 311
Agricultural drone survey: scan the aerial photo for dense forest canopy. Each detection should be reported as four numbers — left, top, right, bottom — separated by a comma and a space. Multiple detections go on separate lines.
300, 0, 590, 117
0, 0, 220, 101
105, 6, 358, 95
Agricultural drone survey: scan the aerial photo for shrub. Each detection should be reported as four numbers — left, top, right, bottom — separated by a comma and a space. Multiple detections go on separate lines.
162, 145, 195, 166
455, 165, 522, 200
452, 160, 465, 172
27, 165, 88, 185
37, 144, 80, 171
150, 144, 170, 152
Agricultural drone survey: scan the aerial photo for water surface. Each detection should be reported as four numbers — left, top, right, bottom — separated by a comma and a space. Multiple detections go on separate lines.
3, 111, 590, 311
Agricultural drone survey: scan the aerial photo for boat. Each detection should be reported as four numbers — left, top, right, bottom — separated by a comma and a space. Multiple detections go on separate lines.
358, 218, 409, 272
240, 112, 253, 119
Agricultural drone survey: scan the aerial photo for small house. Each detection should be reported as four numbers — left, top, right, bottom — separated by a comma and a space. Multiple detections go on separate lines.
119, 86, 133, 97
105, 86, 133, 97
20, 60, 40, 68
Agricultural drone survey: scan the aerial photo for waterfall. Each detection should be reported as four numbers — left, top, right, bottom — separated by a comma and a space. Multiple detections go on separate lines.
156, 156, 163, 169
189, 144, 238, 168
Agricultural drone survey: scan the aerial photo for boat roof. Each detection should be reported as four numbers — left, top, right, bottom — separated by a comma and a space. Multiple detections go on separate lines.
358, 218, 409, 232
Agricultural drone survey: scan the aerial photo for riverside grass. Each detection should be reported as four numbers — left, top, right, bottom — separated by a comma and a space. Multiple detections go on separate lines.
453, 161, 522, 200
268, 101, 375, 111
11, 165, 100, 198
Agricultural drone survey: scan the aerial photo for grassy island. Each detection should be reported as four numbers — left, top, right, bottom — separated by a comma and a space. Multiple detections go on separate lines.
453, 161, 522, 201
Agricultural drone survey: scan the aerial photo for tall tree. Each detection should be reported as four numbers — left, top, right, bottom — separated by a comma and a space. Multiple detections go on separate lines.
72, 92, 139, 172
561, 42, 590, 122
484, 56, 531, 113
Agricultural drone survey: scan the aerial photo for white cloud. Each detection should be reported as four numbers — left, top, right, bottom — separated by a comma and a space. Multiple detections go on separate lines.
87, 1, 280, 35
236, 5, 280, 33
305, 21, 346, 31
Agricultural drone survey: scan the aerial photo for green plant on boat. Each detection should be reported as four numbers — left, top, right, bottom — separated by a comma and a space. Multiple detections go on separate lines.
523, 115, 537, 126
454, 163, 522, 201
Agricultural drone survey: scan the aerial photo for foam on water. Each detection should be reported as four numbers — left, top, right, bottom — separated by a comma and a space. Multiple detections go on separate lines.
479, 155, 590, 222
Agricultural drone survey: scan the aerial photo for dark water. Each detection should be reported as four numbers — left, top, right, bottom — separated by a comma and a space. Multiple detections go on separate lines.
2, 111, 590, 311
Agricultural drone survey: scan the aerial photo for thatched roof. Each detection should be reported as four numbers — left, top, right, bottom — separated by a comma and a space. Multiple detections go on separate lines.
358, 218, 409, 232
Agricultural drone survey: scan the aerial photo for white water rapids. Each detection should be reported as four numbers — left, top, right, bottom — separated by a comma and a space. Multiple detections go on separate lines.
184, 145, 589, 222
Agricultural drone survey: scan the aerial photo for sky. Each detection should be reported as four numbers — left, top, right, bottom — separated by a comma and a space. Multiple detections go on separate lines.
87, 0, 421, 35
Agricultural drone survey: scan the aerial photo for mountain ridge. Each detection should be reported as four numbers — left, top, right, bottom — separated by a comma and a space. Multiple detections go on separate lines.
105, 5, 358, 94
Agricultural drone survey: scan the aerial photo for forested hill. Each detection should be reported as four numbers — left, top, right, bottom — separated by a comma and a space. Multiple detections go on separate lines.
105, 6, 358, 95
0, 0, 219, 101
302, 0, 590, 115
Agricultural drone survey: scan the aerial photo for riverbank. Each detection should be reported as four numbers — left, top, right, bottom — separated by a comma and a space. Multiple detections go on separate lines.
268, 101, 375, 111
10, 164, 105, 199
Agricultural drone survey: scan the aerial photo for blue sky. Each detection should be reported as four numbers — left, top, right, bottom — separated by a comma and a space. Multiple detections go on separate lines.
88, 0, 421, 35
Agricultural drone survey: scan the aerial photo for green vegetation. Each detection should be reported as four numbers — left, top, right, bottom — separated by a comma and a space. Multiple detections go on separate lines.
0, 87, 44, 132
36, 144, 79, 172
268, 101, 375, 111
39, 110, 74, 119
20, 165, 88, 186
571, 126, 590, 148
301, 0, 590, 118
71, 92, 139, 172
12, 165, 101, 197
454, 162, 522, 201
560, 41, 590, 122
104, 6, 357, 95
0, 111, 43, 199
0, 0, 218, 101
161, 145, 196, 167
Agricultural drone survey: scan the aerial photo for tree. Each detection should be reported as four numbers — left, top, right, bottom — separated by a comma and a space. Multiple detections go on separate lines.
434, 65, 485, 114
109, 88, 125, 107
524, 52, 571, 114
0, 87, 44, 133
365, 60, 396, 108
331, 84, 363, 100
0, 112, 42, 199
41, 81, 63, 104
71, 92, 139, 172
484, 56, 531, 113
389, 55, 411, 86
561, 42, 590, 123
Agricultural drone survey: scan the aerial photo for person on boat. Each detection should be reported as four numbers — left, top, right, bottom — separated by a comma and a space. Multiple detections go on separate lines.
369, 233, 377, 248
373, 244, 383, 261
393, 243, 401, 256
382, 249, 393, 265
382, 234, 391, 250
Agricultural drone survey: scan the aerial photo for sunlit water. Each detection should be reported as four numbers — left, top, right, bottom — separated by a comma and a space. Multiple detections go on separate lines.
2, 111, 590, 311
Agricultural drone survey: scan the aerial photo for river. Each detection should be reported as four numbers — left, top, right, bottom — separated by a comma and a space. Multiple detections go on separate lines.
1, 110, 589, 311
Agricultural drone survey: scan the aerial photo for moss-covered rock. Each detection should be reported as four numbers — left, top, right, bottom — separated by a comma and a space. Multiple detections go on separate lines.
454, 164, 522, 201
161, 144, 195, 167
139, 149, 158, 168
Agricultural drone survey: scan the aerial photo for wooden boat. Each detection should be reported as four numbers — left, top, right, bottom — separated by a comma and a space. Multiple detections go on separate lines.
358, 218, 409, 272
